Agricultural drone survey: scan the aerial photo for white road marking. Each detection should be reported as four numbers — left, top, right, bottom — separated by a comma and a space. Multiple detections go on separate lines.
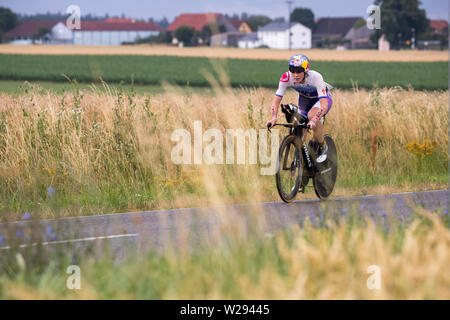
0, 233, 139, 250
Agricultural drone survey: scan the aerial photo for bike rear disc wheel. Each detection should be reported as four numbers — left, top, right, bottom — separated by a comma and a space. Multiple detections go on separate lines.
276, 135, 302, 203
313, 135, 338, 200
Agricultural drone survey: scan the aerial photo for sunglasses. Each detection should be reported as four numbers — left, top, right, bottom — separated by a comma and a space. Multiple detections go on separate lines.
289, 66, 305, 74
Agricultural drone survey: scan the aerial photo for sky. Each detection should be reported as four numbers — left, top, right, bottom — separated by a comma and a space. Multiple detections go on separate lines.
0, 0, 448, 21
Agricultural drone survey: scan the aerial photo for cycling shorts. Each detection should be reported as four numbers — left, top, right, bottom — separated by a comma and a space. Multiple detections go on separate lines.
298, 92, 333, 119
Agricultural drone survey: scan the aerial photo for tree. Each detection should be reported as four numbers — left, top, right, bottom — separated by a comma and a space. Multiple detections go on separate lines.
175, 25, 196, 46
246, 15, 272, 31
156, 17, 169, 29
0, 7, 18, 43
32, 27, 51, 43
353, 18, 367, 29
134, 31, 172, 45
371, 0, 430, 49
198, 24, 212, 44
419, 24, 448, 50
273, 17, 286, 23
290, 7, 315, 30
197, 22, 226, 45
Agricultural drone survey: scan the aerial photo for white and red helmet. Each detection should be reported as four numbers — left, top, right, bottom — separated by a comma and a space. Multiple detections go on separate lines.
288, 54, 310, 73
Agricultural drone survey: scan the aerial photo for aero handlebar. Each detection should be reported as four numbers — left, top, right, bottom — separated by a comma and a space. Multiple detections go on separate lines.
267, 104, 312, 133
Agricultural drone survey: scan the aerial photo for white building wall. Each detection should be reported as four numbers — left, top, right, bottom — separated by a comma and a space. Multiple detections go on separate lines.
291, 24, 311, 49
92, 31, 101, 44
238, 39, 263, 48
128, 31, 137, 42
83, 31, 93, 45
258, 24, 311, 49
72, 30, 159, 45
73, 31, 81, 45
101, 31, 110, 45
110, 31, 120, 45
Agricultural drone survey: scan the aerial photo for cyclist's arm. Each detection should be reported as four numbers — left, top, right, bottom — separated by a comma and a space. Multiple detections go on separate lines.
270, 72, 290, 121
317, 97, 328, 118
270, 95, 283, 120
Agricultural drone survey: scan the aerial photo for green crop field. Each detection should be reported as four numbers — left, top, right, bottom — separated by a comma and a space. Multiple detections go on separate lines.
0, 54, 447, 90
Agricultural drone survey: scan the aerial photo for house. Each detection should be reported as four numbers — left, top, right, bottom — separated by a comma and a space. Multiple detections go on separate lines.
211, 32, 248, 47
7, 19, 161, 45
344, 23, 376, 49
237, 33, 262, 48
429, 20, 448, 34
228, 18, 252, 33
313, 17, 374, 48
167, 13, 237, 33
50, 22, 73, 44
7, 20, 60, 44
259, 22, 311, 49
238, 22, 311, 49
73, 20, 161, 45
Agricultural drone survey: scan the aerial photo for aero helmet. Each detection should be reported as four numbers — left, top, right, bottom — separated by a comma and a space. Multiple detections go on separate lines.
288, 54, 310, 73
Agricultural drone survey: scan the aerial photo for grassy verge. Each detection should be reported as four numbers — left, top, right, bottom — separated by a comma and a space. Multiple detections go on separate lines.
0, 207, 448, 299
0, 54, 448, 90
0, 83, 447, 220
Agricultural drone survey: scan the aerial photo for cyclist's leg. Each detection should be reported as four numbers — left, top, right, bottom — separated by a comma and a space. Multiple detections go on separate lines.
308, 92, 333, 143
297, 95, 319, 191
298, 95, 317, 136
309, 92, 332, 119
298, 94, 315, 117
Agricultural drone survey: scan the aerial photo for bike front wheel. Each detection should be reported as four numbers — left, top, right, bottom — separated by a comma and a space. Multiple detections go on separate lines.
313, 135, 338, 200
276, 135, 303, 203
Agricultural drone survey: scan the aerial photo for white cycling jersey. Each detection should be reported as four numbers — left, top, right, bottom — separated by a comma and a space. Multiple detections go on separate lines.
275, 70, 333, 99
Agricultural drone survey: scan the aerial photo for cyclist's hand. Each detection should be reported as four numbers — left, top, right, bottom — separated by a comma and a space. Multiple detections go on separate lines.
267, 118, 277, 129
307, 120, 316, 130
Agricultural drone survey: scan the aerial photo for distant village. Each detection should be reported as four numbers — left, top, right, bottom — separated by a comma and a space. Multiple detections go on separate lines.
5, 11, 449, 51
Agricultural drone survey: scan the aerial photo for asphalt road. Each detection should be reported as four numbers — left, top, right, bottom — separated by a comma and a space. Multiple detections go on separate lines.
0, 190, 447, 260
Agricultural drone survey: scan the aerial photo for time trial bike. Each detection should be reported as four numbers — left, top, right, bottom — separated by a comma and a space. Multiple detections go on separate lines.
267, 103, 338, 203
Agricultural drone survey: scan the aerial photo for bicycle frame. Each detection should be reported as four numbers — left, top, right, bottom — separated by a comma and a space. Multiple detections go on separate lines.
268, 110, 316, 175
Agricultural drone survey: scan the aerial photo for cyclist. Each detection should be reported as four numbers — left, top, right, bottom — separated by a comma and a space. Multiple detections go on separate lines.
266, 54, 333, 162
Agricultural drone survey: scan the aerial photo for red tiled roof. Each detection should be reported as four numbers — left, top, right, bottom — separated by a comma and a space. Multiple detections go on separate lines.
7, 19, 161, 37
79, 20, 161, 31
105, 18, 135, 23
430, 19, 448, 32
7, 20, 60, 37
167, 13, 221, 32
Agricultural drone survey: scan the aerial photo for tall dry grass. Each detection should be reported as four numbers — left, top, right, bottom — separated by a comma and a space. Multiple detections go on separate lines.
0, 82, 447, 219
0, 44, 447, 62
